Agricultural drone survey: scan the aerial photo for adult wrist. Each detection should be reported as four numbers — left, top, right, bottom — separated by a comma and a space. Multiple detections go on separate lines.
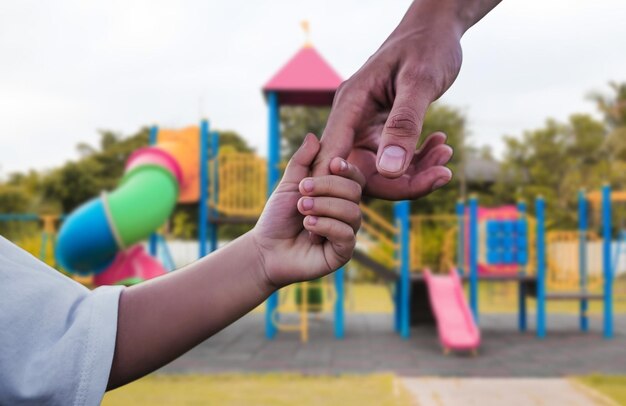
396, 0, 470, 41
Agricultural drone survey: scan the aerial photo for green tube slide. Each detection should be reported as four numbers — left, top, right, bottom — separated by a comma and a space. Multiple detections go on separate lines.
107, 165, 179, 247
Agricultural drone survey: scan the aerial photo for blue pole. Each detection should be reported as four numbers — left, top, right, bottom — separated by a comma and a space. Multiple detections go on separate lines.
392, 203, 401, 333
602, 184, 613, 339
456, 200, 465, 276
334, 267, 345, 339
208, 131, 220, 252
397, 200, 411, 339
536, 196, 546, 339
517, 200, 527, 332
469, 196, 479, 322
265, 91, 280, 340
198, 120, 209, 258
578, 190, 589, 332
148, 125, 159, 257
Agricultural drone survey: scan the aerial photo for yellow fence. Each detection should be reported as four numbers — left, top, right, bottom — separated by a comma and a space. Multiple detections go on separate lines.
359, 204, 398, 270
209, 152, 267, 217
546, 230, 602, 291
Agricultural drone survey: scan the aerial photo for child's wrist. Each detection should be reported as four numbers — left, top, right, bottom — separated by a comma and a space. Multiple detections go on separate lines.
244, 230, 279, 295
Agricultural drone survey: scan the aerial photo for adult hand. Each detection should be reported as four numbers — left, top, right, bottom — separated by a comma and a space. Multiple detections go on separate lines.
313, 0, 501, 200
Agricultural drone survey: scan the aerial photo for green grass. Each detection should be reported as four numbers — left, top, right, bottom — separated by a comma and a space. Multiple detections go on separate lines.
102, 374, 412, 406
577, 375, 626, 405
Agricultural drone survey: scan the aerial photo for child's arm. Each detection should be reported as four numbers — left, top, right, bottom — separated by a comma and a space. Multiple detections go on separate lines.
107, 134, 363, 389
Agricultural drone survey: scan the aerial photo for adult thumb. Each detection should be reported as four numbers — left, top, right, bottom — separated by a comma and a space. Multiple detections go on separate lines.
376, 89, 430, 178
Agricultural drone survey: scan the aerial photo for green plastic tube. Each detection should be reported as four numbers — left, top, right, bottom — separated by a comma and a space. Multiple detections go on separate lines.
106, 165, 179, 247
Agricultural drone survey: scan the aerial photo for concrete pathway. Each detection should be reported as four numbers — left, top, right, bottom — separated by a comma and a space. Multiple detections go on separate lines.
401, 378, 613, 406
161, 313, 626, 376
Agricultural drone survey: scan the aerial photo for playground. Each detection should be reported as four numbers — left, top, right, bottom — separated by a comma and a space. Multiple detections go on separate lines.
3, 23, 626, 406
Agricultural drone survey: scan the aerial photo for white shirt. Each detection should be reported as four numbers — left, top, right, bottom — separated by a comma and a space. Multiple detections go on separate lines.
0, 236, 123, 405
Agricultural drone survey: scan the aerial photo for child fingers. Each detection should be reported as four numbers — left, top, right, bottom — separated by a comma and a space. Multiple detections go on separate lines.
299, 175, 362, 203
282, 133, 320, 183
303, 216, 356, 253
329, 157, 366, 188
298, 197, 361, 233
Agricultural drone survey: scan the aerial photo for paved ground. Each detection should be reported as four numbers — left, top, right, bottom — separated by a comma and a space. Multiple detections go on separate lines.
160, 313, 626, 377
401, 378, 611, 406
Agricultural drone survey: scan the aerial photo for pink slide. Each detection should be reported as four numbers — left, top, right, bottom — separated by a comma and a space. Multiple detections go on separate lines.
424, 269, 480, 353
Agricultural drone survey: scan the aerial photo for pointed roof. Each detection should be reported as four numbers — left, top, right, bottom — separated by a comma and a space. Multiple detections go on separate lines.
263, 46, 343, 106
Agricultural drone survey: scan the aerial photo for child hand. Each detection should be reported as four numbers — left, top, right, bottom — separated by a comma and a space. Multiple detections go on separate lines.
252, 134, 365, 289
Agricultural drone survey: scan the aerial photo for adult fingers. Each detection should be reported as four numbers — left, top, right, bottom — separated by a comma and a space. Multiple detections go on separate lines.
376, 84, 432, 178
364, 166, 453, 200
328, 157, 366, 189
282, 133, 320, 184
312, 82, 366, 177
298, 197, 361, 233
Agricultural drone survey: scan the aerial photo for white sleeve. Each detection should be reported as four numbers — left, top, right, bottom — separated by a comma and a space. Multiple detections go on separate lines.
0, 236, 124, 406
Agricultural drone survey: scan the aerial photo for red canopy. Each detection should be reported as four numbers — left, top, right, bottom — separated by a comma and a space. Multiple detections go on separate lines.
263, 46, 343, 106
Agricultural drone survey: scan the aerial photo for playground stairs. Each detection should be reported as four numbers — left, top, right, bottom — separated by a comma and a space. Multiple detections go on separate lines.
353, 204, 401, 282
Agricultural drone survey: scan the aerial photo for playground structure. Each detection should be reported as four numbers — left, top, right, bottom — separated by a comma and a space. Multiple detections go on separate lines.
54, 126, 201, 285
410, 189, 619, 350
2, 39, 624, 352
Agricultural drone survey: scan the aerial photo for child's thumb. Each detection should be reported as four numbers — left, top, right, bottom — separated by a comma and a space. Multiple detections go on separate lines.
281, 133, 320, 183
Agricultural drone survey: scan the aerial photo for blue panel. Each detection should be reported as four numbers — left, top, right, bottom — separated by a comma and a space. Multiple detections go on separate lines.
503, 220, 514, 234
503, 250, 514, 264
487, 220, 500, 235
56, 196, 116, 275
516, 219, 527, 235
503, 236, 514, 249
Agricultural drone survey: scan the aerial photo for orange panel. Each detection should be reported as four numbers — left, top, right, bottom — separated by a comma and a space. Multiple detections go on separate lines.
156, 126, 200, 203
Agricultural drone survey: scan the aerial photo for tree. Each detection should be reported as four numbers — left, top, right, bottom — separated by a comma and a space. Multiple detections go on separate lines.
280, 106, 330, 158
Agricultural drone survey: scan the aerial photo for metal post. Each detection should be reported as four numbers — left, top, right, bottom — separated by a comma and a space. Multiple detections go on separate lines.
334, 267, 345, 339
602, 184, 613, 339
456, 200, 465, 276
198, 120, 209, 258
265, 91, 280, 339
148, 125, 159, 257
396, 200, 411, 339
208, 131, 220, 252
393, 203, 401, 333
517, 200, 527, 332
536, 196, 546, 339
469, 196, 479, 322
578, 190, 589, 332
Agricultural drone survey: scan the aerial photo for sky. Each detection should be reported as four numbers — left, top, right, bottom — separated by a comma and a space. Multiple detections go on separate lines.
1, 0, 625, 176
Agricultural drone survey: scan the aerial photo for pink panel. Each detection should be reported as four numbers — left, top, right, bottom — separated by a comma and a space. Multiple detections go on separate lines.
263, 47, 342, 92
125, 147, 183, 185
93, 244, 167, 286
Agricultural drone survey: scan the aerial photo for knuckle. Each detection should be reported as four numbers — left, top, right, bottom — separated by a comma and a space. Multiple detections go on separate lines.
354, 210, 363, 229
325, 198, 334, 213
401, 66, 438, 92
385, 107, 419, 138
351, 181, 362, 201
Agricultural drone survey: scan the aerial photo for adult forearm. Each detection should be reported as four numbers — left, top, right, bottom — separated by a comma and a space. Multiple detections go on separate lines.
395, 0, 501, 39
107, 232, 272, 390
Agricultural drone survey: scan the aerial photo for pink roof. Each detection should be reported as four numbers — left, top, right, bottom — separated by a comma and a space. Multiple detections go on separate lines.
263, 46, 343, 106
